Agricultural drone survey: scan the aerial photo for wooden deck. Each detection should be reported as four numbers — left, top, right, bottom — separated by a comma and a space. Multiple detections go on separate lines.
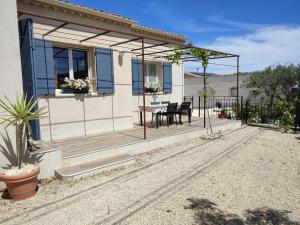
34, 117, 241, 180
51, 117, 238, 158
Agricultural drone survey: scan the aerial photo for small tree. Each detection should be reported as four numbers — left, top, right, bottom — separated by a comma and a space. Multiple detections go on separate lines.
0, 95, 46, 169
247, 64, 300, 108
165, 43, 226, 134
247, 66, 279, 109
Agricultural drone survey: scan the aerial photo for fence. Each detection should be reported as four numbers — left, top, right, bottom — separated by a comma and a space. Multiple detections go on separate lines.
184, 96, 300, 130
241, 99, 300, 131
184, 96, 243, 121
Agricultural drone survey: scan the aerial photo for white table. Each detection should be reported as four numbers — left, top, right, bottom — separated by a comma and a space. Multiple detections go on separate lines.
139, 103, 168, 127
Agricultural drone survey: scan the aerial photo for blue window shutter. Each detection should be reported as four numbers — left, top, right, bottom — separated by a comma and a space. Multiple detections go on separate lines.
33, 39, 55, 95
163, 62, 172, 93
95, 47, 114, 94
18, 19, 41, 140
19, 19, 35, 98
132, 59, 143, 94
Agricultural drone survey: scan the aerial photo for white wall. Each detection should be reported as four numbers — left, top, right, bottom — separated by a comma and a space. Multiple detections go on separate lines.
39, 52, 185, 140
39, 51, 134, 141
0, 0, 23, 172
16, 2, 185, 140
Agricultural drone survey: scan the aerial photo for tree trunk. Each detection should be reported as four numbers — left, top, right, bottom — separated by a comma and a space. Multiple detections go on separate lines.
16, 123, 25, 169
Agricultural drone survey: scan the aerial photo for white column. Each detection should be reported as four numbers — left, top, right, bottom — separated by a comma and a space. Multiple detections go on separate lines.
0, 0, 23, 174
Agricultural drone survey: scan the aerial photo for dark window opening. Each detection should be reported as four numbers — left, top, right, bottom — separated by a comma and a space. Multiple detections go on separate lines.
72, 49, 88, 80
53, 47, 69, 88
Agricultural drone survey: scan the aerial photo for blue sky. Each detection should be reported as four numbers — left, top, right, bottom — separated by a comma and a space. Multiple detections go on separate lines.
70, 0, 300, 74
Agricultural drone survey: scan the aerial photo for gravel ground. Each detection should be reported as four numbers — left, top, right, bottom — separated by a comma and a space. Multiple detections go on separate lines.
0, 125, 299, 225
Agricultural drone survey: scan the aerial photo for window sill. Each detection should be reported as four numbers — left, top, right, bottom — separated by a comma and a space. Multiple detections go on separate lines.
145, 92, 165, 95
55, 89, 98, 97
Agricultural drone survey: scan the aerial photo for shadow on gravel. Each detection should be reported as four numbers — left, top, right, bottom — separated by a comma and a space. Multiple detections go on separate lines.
185, 198, 299, 225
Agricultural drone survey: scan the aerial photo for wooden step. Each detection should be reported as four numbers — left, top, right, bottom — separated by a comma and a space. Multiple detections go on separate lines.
55, 154, 135, 181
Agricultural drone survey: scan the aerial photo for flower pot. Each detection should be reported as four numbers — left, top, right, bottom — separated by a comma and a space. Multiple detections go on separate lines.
62, 87, 89, 94
74, 88, 89, 94
61, 87, 73, 94
145, 87, 153, 93
218, 113, 225, 119
0, 165, 40, 201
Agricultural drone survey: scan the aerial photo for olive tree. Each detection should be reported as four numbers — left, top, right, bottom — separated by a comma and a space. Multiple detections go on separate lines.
247, 64, 300, 108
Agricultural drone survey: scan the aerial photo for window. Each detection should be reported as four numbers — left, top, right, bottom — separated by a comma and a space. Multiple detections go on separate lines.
72, 50, 88, 80
145, 63, 157, 82
53, 47, 88, 88
147, 64, 156, 82
250, 89, 258, 96
230, 87, 237, 97
54, 48, 69, 88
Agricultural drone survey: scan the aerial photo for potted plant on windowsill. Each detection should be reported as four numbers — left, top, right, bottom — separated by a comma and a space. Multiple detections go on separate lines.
61, 77, 92, 94
0, 95, 46, 201
145, 82, 162, 103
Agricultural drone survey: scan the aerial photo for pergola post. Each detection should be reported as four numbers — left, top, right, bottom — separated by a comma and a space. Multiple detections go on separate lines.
203, 66, 207, 128
236, 56, 240, 119
142, 37, 146, 140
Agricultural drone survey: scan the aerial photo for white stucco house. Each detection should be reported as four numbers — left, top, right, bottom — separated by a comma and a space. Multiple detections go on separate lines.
16, 0, 188, 141
0, 0, 240, 179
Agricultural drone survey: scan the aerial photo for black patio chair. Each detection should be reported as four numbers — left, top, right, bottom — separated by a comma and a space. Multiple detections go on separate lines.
177, 102, 191, 124
158, 103, 178, 127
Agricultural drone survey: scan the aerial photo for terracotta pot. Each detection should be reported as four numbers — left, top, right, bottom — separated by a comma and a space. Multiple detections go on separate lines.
218, 113, 225, 119
0, 165, 40, 201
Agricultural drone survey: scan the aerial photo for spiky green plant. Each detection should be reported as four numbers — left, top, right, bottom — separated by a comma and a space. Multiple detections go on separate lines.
0, 95, 46, 169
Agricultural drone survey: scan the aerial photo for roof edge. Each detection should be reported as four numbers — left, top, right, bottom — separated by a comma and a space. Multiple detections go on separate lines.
33, 0, 138, 25
28, 0, 188, 42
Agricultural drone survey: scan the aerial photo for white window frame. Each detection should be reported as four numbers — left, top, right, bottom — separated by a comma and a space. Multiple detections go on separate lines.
68, 49, 74, 79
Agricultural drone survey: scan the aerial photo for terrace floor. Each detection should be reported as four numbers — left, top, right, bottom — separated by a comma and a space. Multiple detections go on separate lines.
50, 117, 240, 158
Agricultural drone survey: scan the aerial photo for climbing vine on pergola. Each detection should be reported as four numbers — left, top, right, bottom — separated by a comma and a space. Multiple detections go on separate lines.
165, 43, 240, 131
165, 43, 226, 98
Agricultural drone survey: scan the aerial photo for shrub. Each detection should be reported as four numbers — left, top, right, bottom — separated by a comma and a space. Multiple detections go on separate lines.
247, 104, 260, 123
274, 100, 294, 132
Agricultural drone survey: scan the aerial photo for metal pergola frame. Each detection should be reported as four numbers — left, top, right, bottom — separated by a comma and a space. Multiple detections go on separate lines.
18, 10, 240, 140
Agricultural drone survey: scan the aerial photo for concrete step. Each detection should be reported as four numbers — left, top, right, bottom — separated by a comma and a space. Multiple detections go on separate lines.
55, 154, 135, 181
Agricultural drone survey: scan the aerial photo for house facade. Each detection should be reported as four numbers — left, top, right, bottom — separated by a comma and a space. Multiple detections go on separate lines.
1, 1, 242, 179
15, 0, 187, 141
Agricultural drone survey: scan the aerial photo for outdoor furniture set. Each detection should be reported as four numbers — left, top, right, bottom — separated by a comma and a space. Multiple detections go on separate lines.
139, 102, 192, 128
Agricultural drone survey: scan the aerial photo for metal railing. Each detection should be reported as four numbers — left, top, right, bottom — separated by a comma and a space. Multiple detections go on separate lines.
184, 96, 243, 127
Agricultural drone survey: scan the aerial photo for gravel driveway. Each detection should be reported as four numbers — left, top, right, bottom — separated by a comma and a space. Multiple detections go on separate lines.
0, 126, 299, 225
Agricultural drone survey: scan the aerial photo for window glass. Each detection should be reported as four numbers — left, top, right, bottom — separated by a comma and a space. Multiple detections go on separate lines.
148, 64, 156, 82
53, 47, 69, 88
72, 49, 88, 79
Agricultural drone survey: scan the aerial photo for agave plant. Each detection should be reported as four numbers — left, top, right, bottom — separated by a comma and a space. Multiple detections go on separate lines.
0, 95, 46, 169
